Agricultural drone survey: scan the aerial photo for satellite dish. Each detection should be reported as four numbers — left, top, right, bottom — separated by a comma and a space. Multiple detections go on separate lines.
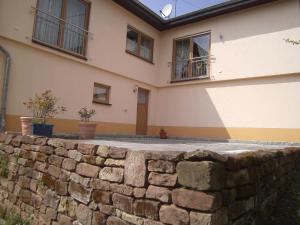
160, 3, 173, 19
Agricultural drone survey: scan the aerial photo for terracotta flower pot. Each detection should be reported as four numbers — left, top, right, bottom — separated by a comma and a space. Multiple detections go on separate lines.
79, 122, 97, 139
160, 130, 168, 139
20, 117, 33, 135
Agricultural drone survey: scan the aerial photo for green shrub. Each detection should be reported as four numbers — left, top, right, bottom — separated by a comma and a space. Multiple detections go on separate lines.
0, 209, 32, 225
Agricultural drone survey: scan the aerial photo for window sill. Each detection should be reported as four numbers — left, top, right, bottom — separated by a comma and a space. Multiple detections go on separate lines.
125, 50, 154, 65
93, 100, 112, 106
32, 39, 88, 61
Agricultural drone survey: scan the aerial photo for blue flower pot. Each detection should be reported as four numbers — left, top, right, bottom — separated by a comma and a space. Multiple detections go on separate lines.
32, 124, 54, 137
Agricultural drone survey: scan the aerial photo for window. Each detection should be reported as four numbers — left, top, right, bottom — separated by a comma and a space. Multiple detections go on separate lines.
93, 83, 110, 105
172, 33, 210, 82
126, 26, 154, 62
33, 0, 90, 58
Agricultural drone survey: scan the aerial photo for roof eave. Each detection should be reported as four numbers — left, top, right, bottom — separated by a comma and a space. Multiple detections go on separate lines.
112, 0, 277, 31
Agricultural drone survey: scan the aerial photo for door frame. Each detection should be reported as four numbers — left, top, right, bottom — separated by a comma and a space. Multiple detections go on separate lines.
136, 87, 149, 135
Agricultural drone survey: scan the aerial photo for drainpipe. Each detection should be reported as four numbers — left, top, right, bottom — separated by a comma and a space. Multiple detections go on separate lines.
0, 45, 11, 132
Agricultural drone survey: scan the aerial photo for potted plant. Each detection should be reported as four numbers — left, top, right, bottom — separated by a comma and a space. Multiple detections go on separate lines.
20, 116, 33, 136
78, 107, 97, 139
159, 128, 168, 139
23, 90, 67, 137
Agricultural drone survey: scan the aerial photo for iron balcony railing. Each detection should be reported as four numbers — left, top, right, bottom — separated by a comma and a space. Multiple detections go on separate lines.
32, 7, 90, 57
171, 56, 211, 82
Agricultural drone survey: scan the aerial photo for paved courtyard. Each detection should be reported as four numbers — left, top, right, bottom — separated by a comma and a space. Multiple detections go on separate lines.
78, 136, 300, 154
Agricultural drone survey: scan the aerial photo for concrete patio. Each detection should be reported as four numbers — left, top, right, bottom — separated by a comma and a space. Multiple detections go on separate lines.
77, 136, 300, 154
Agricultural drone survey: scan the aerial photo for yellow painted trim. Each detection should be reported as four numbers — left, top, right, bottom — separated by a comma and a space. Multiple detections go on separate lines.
6, 114, 300, 142
6, 114, 136, 135
148, 126, 300, 142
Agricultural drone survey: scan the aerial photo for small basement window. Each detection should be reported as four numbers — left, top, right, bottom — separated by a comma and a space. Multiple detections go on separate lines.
93, 83, 110, 105
126, 26, 154, 63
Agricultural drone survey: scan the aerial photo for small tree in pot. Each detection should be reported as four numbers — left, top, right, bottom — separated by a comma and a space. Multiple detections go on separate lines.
78, 107, 96, 139
23, 90, 66, 137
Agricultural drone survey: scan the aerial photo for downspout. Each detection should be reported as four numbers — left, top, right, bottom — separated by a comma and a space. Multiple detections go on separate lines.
0, 45, 11, 132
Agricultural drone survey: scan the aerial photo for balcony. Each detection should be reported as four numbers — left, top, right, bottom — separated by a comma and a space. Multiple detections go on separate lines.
32, 7, 89, 58
171, 56, 211, 82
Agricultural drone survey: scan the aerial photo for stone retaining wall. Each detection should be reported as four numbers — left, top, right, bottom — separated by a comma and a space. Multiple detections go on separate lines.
0, 134, 299, 225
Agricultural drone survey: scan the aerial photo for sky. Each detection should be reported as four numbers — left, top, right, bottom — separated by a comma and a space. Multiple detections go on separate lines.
138, 0, 230, 18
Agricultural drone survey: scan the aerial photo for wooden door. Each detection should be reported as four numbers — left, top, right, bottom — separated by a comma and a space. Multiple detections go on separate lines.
136, 88, 149, 135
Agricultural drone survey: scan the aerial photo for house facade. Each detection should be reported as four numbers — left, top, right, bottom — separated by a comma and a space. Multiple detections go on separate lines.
0, 0, 299, 141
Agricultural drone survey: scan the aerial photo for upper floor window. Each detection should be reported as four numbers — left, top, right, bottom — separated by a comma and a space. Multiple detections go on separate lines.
172, 33, 211, 82
126, 26, 154, 63
33, 0, 90, 58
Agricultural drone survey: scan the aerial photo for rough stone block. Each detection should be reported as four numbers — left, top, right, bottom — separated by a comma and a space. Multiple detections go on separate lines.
48, 155, 64, 167
69, 181, 92, 204
92, 190, 112, 204
177, 161, 225, 190
78, 144, 97, 155
107, 216, 129, 225
145, 151, 184, 161
90, 179, 110, 191
70, 173, 90, 187
44, 190, 60, 209
46, 207, 57, 220
184, 150, 227, 162
34, 161, 47, 173
190, 208, 228, 225
96, 146, 109, 158
133, 188, 146, 198
172, 188, 222, 212
38, 146, 54, 155
228, 198, 255, 220
159, 205, 189, 225
105, 159, 125, 167
65, 141, 78, 150
99, 167, 124, 183
112, 193, 133, 213
92, 211, 106, 225
100, 204, 116, 216
68, 150, 82, 162
109, 147, 127, 159
48, 165, 61, 178
42, 173, 56, 189
55, 147, 69, 157
133, 199, 160, 220
117, 210, 144, 225
148, 160, 175, 173
76, 163, 100, 178
55, 181, 68, 195
76, 203, 93, 225
62, 158, 77, 171
144, 219, 164, 225
48, 139, 65, 148
124, 151, 146, 187
110, 183, 133, 196
145, 185, 171, 203
58, 214, 73, 225
227, 169, 250, 188
148, 172, 177, 187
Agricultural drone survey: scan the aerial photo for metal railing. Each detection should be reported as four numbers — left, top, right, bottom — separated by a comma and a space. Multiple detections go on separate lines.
32, 7, 89, 57
171, 56, 211, 82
